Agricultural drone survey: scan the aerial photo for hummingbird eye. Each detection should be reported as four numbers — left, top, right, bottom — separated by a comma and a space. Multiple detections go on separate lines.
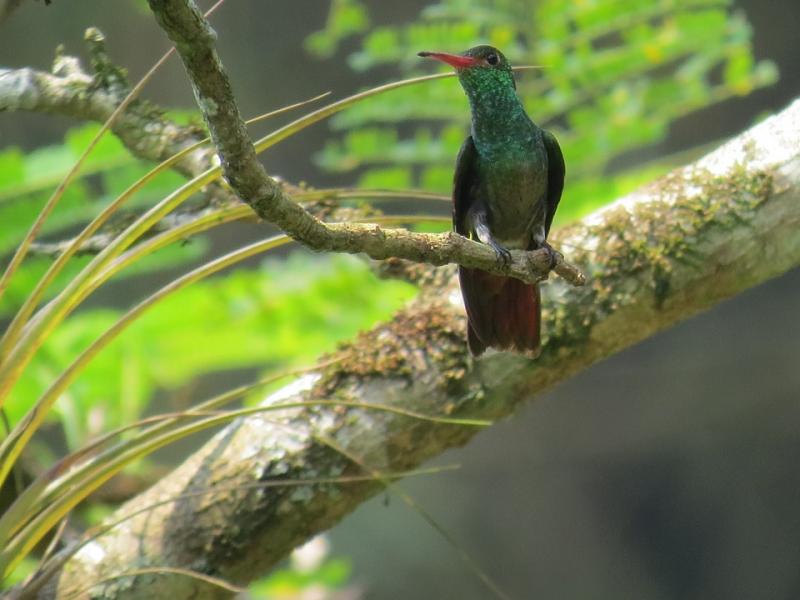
486, 53, 499, 66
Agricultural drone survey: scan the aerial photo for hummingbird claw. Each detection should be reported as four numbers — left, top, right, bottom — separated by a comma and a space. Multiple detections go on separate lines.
491, 242, 512, 268
540, 241, 561, 271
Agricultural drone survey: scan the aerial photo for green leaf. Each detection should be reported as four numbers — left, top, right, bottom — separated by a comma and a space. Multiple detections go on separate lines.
305, 0, 370, 58
0, 148, 25, 189
250, 558, 352, 595
358, 167, 412, 189
65, 124, 128, 167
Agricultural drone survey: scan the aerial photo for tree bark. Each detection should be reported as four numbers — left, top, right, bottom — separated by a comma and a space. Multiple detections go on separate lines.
36, 97, 800, 599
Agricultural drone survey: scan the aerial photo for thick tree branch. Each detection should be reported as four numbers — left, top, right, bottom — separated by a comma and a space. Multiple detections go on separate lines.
145, 0, 584, 286
38, 99, 800, 599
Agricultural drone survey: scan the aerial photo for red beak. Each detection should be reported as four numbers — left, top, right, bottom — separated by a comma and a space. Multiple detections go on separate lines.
418, 51, 479, 69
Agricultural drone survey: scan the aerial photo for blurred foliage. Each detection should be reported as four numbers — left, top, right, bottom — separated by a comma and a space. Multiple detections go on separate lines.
0, 123, 197, 318
309, 0, 777, 225
250, 536, 354, 599
1, 557, 36, 588
252, 559, 352, 598
5, 250, 414, 448
0, 121, 414, 452
0, 124, 186, 257
306, 0, 370, 57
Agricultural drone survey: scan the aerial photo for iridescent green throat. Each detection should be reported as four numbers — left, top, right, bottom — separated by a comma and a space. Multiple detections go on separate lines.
457, 68, 535, 154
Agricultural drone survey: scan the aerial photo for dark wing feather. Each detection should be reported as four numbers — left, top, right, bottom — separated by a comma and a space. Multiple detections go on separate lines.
453, 136, 478, 236
542, 129, 565, 237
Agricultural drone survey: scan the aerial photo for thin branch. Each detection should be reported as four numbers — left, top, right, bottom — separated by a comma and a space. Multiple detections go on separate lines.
24, 206, 230, 258
0, 33, 212, 180
24, 192, 400, 260
1, 22, 577, 284
146, 0, 585, 287
0, 35, 330, 260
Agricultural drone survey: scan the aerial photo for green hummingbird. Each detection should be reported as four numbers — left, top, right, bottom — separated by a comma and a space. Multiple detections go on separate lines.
418, 45, 565, 358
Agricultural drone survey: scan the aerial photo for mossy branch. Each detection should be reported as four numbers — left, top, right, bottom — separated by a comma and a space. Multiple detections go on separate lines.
145, 0, 584, 286
33, 98, 800, 599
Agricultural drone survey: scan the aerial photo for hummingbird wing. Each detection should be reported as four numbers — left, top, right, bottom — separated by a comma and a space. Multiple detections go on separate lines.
452, 136, 478, 237
542, 129, 565, 237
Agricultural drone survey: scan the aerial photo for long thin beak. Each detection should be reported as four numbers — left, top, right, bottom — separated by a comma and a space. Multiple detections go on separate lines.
417, 51, 479, 69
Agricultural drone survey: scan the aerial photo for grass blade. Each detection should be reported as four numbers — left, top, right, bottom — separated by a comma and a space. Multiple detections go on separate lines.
19, 465, 457, 598
0, 398, 485, 578
0, 214, 449, 497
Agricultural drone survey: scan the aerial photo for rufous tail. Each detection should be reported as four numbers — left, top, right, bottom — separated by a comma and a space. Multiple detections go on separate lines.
458, 267, 541, 358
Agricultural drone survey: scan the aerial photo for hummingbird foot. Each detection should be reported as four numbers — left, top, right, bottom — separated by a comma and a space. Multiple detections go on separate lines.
539, 241, 561, 271
472, 214, 513, 269
489, 240, 513, 269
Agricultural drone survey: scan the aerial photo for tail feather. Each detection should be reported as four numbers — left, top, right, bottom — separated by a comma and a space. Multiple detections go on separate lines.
467, 320, 487, 356
458, 266, 541, 357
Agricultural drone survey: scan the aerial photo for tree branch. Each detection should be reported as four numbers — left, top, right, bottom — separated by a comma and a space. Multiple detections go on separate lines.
0, 29, 214, 180
37, 98, 800, 599
145, 0, 584, 287
0, 30, 324, 259
6, 2, 796, 597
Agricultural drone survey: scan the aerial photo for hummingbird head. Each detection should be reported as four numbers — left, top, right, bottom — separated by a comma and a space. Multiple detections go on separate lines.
418, 45, 516, 94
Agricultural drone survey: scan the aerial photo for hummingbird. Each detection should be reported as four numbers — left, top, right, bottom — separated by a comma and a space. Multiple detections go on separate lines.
418, 45, 565, 358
